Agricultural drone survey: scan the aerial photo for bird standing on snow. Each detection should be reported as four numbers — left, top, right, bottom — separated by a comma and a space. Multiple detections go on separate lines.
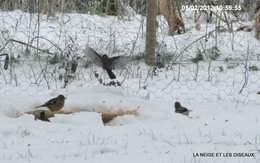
174, 102, 191, 116
38, 111, 50, 122
86, 47, 130, 79
35, 95, 66, 112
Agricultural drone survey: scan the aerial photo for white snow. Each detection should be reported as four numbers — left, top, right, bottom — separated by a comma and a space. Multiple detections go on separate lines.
0, 87, 259, 163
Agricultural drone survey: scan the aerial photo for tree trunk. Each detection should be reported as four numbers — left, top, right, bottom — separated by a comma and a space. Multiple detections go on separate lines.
145, 0, 157, 66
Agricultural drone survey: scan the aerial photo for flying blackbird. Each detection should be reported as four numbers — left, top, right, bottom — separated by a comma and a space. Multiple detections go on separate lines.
87, 47, 130, 79
35, 95, 66, 112
38, 111, 50, 122
174, 102, 191, 116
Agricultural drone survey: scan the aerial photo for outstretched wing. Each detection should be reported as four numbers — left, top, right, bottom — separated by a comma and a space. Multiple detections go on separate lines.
110, 55, 131, 69
86, 47, 103, 67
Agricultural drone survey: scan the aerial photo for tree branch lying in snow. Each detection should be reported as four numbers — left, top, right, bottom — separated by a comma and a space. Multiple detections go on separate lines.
15, 109, 139, 124
1, 38, 62, 55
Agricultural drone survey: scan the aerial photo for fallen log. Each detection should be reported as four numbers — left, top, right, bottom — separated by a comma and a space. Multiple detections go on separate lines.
17, 109, 139, 124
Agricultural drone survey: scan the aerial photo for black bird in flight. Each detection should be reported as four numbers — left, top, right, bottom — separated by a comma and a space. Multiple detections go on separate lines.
87, 47, 130, 79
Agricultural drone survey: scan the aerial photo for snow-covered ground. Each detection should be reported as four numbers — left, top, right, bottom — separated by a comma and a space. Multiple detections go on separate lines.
0, 87, 260, 163
0, 10, 259, 163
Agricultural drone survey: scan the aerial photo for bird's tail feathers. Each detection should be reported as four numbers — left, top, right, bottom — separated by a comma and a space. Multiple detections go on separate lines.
35, 105, 45, 108
106, 68, 116, 79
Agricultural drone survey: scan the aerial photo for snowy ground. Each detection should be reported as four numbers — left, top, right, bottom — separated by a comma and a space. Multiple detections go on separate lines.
0, 10, 260, 163
0, 87, 260, 163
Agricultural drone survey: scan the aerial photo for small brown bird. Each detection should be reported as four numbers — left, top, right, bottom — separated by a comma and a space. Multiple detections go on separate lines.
35, 95, 66, 112
174, 102, 191, 116
38, 111, 50, 122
